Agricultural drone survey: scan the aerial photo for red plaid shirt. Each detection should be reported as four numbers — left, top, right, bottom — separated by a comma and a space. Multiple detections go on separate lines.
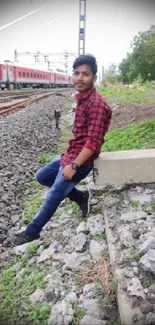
60, 87, 112, 166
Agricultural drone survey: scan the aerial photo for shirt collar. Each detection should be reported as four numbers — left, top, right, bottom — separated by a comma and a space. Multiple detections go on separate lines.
75, 87, 95, 103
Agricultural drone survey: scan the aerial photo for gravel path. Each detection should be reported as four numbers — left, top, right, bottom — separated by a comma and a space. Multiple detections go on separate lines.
0, 91, 73, 242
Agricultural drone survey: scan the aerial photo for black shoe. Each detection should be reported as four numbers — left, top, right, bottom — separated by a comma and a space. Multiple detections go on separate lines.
10, 231, 40, 246
79, 189, 91, 218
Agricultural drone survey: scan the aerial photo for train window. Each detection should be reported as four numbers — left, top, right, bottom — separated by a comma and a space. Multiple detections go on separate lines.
40, 74, 42, 78
34, 73, 36, 78
18, 72, 21, 76
43, 75, 45, 79
30, 73, 32, 77
23, 72, 25, 77
37, 74, 39, 78
27, 73, 29, 77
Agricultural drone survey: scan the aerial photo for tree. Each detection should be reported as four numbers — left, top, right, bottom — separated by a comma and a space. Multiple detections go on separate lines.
118, 54, 132, 83
104, 62, 118, 84
119, 25, 155, 83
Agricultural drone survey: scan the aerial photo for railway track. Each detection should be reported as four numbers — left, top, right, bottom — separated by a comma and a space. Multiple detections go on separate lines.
0, 88, 71, 117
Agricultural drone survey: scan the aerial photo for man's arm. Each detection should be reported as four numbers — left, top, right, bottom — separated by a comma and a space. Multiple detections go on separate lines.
73, 147, 94, 166
62, 148, 94, 180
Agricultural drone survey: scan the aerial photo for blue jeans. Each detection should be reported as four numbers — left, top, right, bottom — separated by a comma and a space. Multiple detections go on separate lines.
25, 156, 92, 236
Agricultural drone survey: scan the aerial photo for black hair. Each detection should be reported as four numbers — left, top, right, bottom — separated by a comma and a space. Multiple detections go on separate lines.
73, 54, 97, 75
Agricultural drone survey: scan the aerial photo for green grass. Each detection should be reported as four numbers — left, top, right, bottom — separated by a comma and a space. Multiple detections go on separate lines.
98, 86, 155, 104
57, 120, 72, 153
131, 200, 141, 208
22, 178, 47, 224
37, 153, 56, 164
102, 118, 155, 152
25, 242, 40, 258
22, 184, 44, 224
93, 233, 107, 240
0, 263, 50, 324
100, 249, 109, 258
70, 308, 86, 325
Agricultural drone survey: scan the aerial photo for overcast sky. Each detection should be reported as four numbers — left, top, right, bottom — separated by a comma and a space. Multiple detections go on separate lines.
0, 0, 155, 75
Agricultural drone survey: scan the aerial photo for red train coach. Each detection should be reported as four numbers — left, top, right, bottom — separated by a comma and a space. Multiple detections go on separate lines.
0, 62, 72, 90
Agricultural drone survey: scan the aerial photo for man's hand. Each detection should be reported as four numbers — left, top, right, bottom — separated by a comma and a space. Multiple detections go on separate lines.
62, 165, 77, 180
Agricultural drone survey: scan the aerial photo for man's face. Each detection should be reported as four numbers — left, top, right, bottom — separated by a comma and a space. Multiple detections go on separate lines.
72, 64, 97, 92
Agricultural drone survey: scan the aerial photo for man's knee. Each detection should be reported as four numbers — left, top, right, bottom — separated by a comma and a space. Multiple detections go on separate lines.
35, 169, 45, 185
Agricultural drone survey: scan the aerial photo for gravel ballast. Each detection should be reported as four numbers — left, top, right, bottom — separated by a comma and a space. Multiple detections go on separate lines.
0, 91, 73, 242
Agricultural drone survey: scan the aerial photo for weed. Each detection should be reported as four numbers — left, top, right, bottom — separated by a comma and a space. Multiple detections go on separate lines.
65, 201, 81, 215
151, 203, 155, 211
91, 206, 101, 214
0, 264, 49, 324
143, 202, 155, 213
100, 249, 109, 258
37, 153, 56, 164
131, 200, 141, 208
111, 277, 120, 293
107, 316, 121, 325
25, 242, 39, 258
22, 181, 43, 224
75, 274, 81, 282
24, 303, 50, 324
94, 281, 103, 295
125, 248, 142, 262
71, 308, 86, 325
93, 233, 107, 240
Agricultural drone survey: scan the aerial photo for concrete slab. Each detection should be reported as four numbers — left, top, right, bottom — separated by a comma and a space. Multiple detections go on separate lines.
95, 149, 155, 185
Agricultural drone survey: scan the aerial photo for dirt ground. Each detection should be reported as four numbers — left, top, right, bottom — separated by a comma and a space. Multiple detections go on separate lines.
105, 97, 155, 130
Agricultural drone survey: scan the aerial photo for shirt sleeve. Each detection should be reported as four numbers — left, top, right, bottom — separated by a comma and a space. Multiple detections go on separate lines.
84, 100, 112, 153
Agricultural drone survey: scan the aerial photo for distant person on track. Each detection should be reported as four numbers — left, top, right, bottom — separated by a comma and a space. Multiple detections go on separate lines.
12, 54, 112, 246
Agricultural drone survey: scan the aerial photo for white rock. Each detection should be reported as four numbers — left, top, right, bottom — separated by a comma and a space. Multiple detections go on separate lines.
69, 233, 87, 252
118, 228, 133, 248
63, 252, 91, 271
83, 283, 96, 296
86, 214, 105, 236
65, 292, 77, 303
80, 298, 101, 318
10, 262, 22, 272
89, 240, 103, 262
62, 228, 74, 238
129, 193, 152, 204
140, 249, 155, 274
120, 210, 147, 222
145, 312, 155, 325
104, 196, 120, 208
48, 301, 73, 325
133, 267, 139, 275
30, 289, 45, 305
127, 277, 145, 300
76, 221, 86, 234
37, 241, 60, 263
12, 240, 40, 255
80, 315, 106, 325
139, 236, 155, 254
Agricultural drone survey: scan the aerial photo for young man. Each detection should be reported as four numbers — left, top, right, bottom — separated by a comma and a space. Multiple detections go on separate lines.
12, 54, 112, 246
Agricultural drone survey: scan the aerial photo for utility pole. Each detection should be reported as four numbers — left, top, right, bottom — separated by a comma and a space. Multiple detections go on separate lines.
64, 52, 69, 74
78, 0, 86, 55
102, 66, 104, 83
